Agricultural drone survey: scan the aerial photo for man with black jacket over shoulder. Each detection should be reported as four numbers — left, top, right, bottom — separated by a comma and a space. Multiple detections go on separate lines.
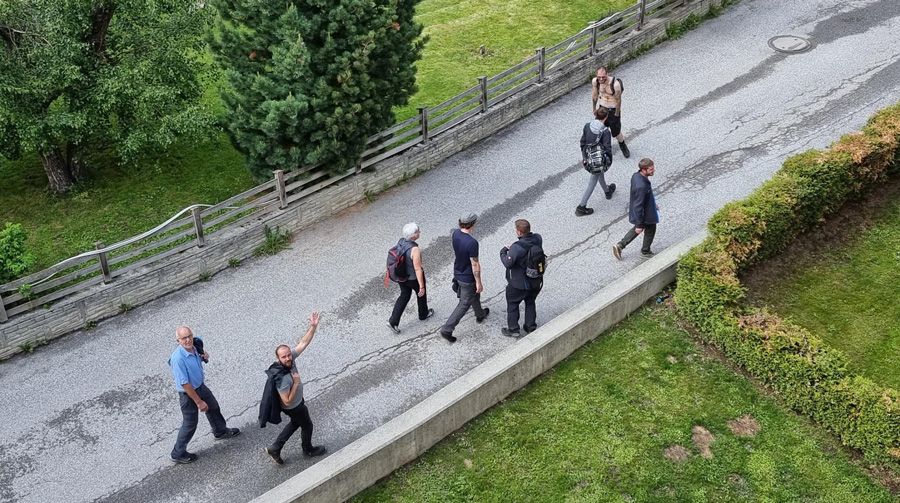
263, 311, 327, 465
499, 219, 543, 338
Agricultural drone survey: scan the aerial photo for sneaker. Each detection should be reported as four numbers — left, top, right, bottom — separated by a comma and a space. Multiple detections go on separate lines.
420, 308, 435, 321
619, 142, 631, 158
476, 308, 490, 323
612, 244, 623, 260
304, 446, 328, 457
264, 447, 284, 465
605, 183, 617, 200
440, 332, 457, 343
500, 327, 522, 338
172, 452, 198, 464
641, 251, 655, 258
575, 206, 594, 217
214, 428, 240, 440
387, 322, 401, 334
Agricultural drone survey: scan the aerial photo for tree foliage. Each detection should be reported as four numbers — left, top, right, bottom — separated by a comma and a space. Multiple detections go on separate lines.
211, 0, 425, 179
0, 223, 34, 283
0, 0, 215, 193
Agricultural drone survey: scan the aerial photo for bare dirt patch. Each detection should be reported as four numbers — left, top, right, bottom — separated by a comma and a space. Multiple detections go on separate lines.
692, 426, 715, 459
728, 415, 761, 437
663, 445, 691, 462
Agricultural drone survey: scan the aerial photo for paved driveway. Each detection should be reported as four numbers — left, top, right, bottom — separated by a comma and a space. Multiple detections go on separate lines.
1, 1, 899, 501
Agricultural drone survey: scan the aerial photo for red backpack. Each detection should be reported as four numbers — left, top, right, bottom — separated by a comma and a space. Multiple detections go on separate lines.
384, 243, 411, 287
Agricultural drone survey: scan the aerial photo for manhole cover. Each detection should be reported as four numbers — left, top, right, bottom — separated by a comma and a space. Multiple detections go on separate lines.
768, 35, 811, 54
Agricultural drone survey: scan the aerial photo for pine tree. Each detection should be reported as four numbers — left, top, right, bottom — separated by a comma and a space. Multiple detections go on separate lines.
211, 0, 425, 179
0, 0, 215, 194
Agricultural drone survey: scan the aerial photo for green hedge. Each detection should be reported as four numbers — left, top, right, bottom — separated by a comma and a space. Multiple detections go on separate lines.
676, 104, 900, 463
0, 223, 34, 284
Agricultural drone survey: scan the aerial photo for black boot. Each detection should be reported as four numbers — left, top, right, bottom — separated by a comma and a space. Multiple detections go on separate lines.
575, 205, 594, 216
619, 141, 630, 158
605, 183, 617, 199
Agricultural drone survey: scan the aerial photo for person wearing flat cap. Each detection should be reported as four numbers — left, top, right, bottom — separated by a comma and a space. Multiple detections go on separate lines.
439, 214, 490, 343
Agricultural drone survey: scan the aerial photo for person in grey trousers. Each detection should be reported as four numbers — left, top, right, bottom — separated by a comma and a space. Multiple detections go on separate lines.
575, 107, 616, 217
440, 214, 490, 343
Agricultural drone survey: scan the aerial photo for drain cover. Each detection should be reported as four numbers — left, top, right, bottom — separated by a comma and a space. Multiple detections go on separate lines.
768, 35, 812, 54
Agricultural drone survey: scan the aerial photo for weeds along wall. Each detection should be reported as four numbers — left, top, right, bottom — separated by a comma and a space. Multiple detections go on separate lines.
675, 103, 900, 462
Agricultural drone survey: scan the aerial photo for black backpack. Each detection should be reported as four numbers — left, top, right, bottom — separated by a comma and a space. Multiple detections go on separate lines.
585, 124, 612, 174
384, 242, 411, 287
525, 242, 546, 279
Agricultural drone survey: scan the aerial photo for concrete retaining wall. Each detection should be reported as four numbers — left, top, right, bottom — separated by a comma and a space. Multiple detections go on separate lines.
252, 231, 707, 503
0, 0, 723, 359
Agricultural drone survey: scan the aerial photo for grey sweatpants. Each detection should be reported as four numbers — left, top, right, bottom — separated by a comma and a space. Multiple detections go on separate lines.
579, 171, 610, 207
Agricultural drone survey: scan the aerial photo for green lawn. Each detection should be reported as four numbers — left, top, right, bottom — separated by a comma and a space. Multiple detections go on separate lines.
0, 0, 626, 276
748, 193, 900, 390
355, 307, 892, 502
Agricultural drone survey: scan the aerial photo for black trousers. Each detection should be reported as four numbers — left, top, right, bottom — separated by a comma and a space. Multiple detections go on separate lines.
506, 285, 540, 332
389, 278, 429, 326
172, 384, 228, 458
618, 224, 656, 254
271, 401, 314, 452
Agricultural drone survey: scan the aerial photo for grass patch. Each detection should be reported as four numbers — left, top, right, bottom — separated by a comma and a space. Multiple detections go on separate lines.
746, 189, 900, 390
253, 225, 292, 257
355, 307, 892, 502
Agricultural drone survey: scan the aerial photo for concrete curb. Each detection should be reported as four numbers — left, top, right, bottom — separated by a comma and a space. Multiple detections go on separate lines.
252, 230, 707, 503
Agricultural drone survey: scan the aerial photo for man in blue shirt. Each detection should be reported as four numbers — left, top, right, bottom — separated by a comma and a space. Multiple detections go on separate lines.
613, 158, 660, 260
169, 326, 240, 464
440, 214, 490, 343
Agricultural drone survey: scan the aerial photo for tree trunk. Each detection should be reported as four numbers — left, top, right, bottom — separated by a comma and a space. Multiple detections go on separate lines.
40, 149, 77, 194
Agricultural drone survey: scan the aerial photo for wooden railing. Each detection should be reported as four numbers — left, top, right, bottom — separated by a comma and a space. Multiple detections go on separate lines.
0, 0, 686, 322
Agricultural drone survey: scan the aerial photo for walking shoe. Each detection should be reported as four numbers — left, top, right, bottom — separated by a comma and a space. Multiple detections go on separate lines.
172, 452, 198, 464
214, 428, 240, 440
304, 446, 328, 457
523, 325, 538, 334
619, 141, 631, 158
420, 308, 435, 321
500, 327, 523, 338
575, 205, 594, 217
476, 308, 490, 323
605, 183, 617, 200
612, 243, 623, 260
440, 331, 457, 343
641, 251, 655, 259
388, 322, 401, 334
264, 447, 284, 465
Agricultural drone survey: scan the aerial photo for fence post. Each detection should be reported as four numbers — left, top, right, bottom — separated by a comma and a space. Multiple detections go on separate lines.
536, 47, 546, 82
418, 107, 429, 141
0, 293, 7, 323
478, 76, 489, 113
274, 169, 287, 209
636, 0, 646, 31
588, 23, 597, 56
96, 242, 112, 284
191, 206, 205, 248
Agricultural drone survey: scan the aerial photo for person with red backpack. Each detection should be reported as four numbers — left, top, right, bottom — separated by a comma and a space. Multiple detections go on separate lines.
386, 222, 434, 334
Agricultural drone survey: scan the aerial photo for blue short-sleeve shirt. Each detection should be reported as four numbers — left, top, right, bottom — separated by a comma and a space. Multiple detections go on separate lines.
169, 337, 205, 392
452, 229, 479, 283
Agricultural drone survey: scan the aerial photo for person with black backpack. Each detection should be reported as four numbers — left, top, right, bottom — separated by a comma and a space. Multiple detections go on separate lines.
499, 219, 544, 338
576, 107, 616, 217
386, 222, 434, 334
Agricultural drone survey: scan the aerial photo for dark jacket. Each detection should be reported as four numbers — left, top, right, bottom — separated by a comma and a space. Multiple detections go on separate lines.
500, 232, 543, 291
580, 120, 613, 165
628, 171, 659, 225
258, 362, 291, 428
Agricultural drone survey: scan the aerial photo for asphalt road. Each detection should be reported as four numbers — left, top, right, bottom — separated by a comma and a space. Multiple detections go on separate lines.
2, 1, 899, 501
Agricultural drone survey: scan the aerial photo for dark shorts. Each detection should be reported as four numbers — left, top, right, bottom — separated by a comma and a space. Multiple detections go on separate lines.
602, 107, 622, 137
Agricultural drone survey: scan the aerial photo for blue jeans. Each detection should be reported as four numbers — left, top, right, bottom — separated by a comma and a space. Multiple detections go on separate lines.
580, 172, 610, 207
172, 384, 228, 458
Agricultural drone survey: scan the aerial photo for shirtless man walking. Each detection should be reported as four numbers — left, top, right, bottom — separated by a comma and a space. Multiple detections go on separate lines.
591, 66, 631, 158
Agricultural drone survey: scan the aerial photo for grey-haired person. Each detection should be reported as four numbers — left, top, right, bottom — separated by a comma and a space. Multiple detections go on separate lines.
388, 222, 434, 334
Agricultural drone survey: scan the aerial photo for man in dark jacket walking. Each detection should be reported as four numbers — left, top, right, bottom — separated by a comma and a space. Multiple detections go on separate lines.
263, 311, 327, 465
576, 107, 616, 217
499, 219, 543, 337
613, 158, 659, 260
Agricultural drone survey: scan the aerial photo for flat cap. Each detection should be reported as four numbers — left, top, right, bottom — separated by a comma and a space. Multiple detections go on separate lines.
458, 213, 478, 225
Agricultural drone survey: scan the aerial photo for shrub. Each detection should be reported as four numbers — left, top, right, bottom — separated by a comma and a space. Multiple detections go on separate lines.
0, 223, 35, 284
676, 103, 900, 462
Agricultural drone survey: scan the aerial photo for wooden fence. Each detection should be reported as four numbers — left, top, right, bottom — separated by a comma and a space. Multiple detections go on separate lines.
0, 0, 687, 323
